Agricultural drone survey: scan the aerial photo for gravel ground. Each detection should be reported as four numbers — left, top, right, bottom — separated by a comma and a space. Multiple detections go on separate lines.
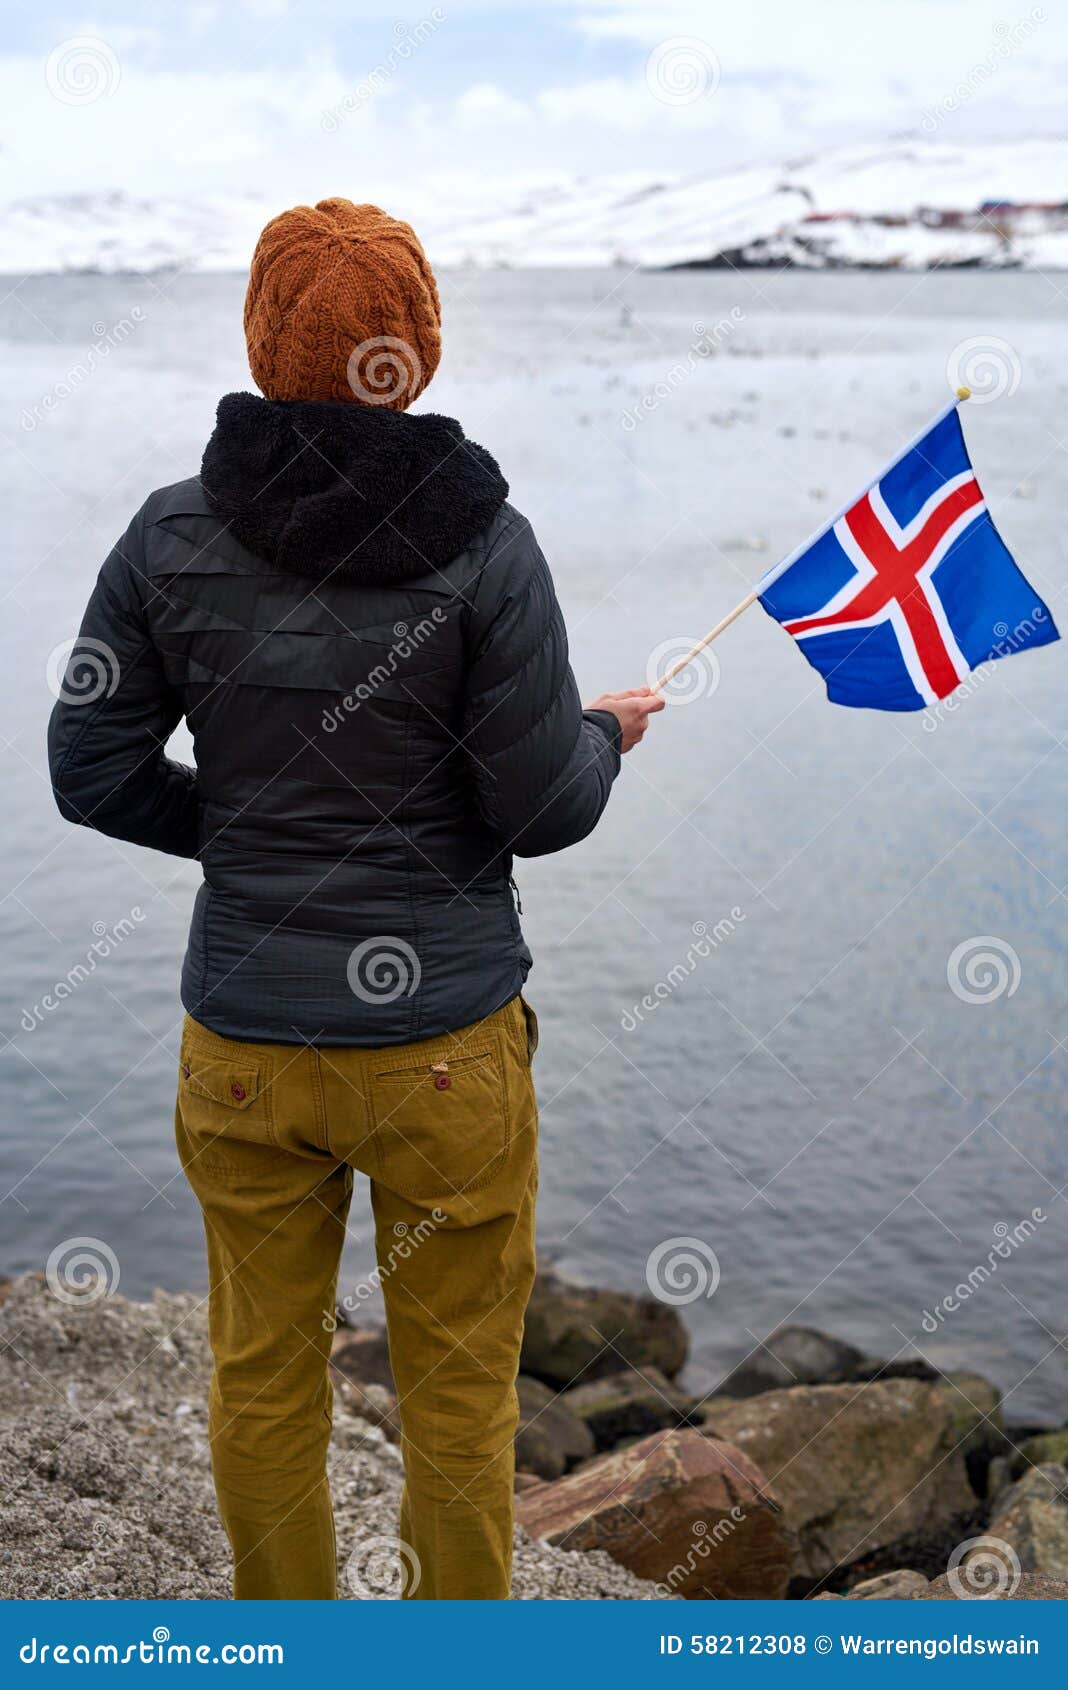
0, 1275, 660, 1601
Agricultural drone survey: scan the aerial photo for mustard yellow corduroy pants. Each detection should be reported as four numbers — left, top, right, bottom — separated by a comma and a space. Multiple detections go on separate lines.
175, 994, 538, 1600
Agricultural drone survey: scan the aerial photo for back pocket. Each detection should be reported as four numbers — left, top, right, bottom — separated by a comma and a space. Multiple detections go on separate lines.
177, 1036, 276, 1175
370, 1044, 509, 1200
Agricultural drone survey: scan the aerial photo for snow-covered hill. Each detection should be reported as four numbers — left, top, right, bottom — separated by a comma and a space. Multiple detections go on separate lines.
3, 138, 1066, 274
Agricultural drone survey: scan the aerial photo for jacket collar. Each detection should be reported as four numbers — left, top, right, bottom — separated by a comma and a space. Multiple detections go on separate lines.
200, 392, 508, 584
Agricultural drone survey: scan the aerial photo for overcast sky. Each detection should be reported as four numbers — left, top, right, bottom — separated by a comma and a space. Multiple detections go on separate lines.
5, 0, 1066, 203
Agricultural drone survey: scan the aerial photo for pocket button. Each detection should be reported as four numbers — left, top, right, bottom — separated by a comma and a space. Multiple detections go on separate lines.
230, 1082, 246, 1102
433, 1073, 451, 1091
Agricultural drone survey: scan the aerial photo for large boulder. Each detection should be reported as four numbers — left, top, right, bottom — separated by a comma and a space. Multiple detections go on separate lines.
915, 1571, 1068, 1600
713, 1327, 1000, 1402
330, 1324, 394, 1391
986, 1455, 1014, 1501
702, 1379, 974, 1582
715, 1327, 866, 1397
514, 1376, 595, 1480
986, 1464, 1068, 1577
814, 1569, 929, 1600
934, 1370, 1004, 1458
517, 1428, 795, 1599
1008, 1428, 1068, 1481
849, 1357, 940, 1384
333, 1376, 400, 1442
933, 1370, 1006, 1493
564, 1367, 698, 1449
520, 1272, 688, 1388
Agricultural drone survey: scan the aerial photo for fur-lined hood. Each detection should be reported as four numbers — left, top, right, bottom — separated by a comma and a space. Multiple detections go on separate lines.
200, 392, 508, 584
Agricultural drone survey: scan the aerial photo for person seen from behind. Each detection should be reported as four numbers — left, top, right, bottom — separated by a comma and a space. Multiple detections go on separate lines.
48, 197, 663, 1599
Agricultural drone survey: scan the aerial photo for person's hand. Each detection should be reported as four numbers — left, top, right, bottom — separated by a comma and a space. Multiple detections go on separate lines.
586, 686, 666, 753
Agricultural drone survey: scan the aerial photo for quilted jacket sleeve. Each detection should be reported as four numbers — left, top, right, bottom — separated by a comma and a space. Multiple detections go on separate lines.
461, 508, 622, 857
47, 505, 200, 859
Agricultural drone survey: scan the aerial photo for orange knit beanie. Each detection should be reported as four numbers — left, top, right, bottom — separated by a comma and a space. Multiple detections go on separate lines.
243, 198, 441, 410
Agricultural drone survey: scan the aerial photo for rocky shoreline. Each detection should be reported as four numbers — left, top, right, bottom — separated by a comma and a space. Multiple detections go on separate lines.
339, 1270, 1068, 1602
2, 1269, 1066, 1601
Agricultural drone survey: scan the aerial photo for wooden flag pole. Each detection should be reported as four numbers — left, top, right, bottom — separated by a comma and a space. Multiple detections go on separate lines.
649, 385, 972, 695
650, 593, 759, 692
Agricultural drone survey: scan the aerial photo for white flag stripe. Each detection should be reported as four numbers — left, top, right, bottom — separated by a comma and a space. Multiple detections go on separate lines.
868, 471, 976, 547
917, 505, 986, 681
795, 497, 986, 645
786, 479, 986, 704
885, 603, 940, 706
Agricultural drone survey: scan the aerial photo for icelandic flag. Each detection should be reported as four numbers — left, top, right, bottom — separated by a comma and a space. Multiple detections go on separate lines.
758, 402, 1058, 710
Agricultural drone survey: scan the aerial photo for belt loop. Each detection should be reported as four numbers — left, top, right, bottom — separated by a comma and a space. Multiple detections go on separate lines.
309, 1044, 329, 1153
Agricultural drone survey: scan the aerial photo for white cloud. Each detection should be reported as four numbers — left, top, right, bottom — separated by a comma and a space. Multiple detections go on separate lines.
4, 0, 1066, 205
453, 81, 530, 123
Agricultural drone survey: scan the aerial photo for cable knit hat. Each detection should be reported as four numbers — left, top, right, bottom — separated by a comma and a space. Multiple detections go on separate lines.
243, 198, 441, 410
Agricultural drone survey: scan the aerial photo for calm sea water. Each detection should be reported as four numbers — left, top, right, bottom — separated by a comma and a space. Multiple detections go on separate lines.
3, 267, 1066, 1419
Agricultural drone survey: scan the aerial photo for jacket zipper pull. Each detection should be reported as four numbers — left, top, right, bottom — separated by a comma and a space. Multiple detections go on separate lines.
509, 875, 523, 916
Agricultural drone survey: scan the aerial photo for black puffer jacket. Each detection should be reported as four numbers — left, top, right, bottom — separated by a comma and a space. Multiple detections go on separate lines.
48, 394, 622, 1044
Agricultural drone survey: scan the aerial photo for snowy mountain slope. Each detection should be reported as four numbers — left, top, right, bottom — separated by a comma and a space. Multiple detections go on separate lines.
2, 138, 1065, 273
